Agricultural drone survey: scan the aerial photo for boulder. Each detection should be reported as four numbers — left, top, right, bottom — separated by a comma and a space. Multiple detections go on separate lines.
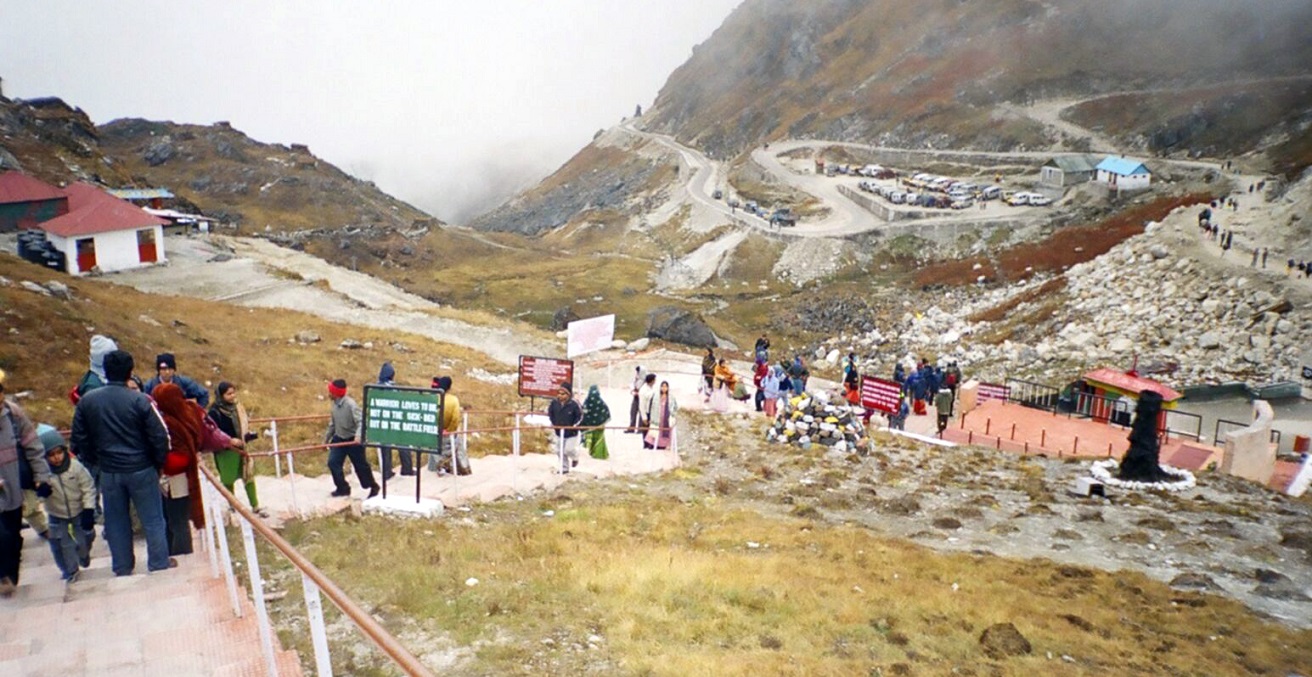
551, 306, 579, 331
1199, 332, 1221, 350
44, 281, 72, 299
340, 339, 365, 350
979, 623, 1031, 659
295, 330, 321, 344
610, 339, 627, 349
20, 281, 49, 296
626, 337, 650, 352
646, 306, 716, 348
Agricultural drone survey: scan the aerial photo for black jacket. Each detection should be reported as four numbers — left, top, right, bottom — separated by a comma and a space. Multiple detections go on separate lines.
547, 398, 584, 439
70, 382, 170, 474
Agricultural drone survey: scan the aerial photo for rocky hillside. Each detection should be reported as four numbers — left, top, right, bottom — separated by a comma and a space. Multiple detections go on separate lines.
98, 118, 434, 232
469, 128, 675, 235
647, 0, 1312, 164
0, 96, 132, 187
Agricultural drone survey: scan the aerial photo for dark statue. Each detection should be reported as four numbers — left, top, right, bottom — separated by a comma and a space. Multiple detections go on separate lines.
1118, 391, 1180, 482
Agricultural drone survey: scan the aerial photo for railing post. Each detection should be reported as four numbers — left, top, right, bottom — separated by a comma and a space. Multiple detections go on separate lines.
287, 449, 300, 518
512, 412, 521, 495
272, 420, 282, 478
557, 431, 565, 473
672, 425, 680, 467
200, 482, 219, 578
302, 572, 334, 677
240, 517, 279, 677
210, 485, 243, 618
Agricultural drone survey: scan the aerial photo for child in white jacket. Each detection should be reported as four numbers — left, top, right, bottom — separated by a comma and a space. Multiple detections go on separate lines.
38, 425, 96, 582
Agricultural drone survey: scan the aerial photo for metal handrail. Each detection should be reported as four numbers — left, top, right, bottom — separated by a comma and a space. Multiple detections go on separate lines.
199, 464, 436, 677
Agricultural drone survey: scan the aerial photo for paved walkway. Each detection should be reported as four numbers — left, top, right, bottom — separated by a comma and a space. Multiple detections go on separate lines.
0, 524, 301, 676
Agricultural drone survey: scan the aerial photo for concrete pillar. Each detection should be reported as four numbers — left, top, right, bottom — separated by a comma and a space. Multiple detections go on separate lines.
958, 380, 980, 416
1221, 400, 1276, 485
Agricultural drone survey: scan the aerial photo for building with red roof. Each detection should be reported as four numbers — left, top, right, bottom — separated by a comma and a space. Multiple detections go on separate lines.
38, 182, 170, 275
0, 171, 69, 232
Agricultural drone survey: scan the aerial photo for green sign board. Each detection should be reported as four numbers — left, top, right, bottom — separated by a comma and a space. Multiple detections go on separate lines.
362, 385, 445, 451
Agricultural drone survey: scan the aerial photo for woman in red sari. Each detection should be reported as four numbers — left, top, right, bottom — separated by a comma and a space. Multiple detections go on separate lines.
154, 383, 204, 556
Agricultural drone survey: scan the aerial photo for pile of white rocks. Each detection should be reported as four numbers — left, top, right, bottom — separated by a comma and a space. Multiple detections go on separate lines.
813, 216, 1311, 388
765, 390, 867, 453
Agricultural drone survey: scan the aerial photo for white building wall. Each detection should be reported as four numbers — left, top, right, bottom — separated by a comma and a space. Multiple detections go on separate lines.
46, 226, 166, 275
1097, 169, 1151, 191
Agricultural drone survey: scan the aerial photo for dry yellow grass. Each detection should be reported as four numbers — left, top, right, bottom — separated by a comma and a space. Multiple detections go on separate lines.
277, 494, 1312, 675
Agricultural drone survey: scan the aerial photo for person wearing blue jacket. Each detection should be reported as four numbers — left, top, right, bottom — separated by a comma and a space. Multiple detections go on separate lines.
144, 353, 209, 407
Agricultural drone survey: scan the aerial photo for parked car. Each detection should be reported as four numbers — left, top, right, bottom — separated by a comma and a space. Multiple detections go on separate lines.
904, 192, 919, 205
728, 198, 740, 208
1006, 193, 1031, 206
712, 189, 723, 200
745, 200, 759, 213
1027, 194, 1053, 206
980, 186, 1003, 201
889, 191, 906, 204
770, 208, 797, 227
950, 197, 974, 209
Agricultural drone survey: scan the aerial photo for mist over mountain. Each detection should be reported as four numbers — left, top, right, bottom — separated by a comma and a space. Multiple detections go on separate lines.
646, 0, 1312, 158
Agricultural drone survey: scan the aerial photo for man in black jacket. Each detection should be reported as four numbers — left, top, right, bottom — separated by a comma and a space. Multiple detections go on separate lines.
70, 350, 172, 576
547, 383, 584, 474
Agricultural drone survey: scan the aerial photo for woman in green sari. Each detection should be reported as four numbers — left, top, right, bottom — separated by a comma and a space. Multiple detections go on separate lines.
581, 385, 611, 460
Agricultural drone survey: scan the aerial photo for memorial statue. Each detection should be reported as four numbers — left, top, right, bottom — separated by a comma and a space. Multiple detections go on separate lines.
1118, 391, 1178, 482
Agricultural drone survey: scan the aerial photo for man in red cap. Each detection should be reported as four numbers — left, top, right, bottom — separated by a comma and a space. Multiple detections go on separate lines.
324, 379, 378, 498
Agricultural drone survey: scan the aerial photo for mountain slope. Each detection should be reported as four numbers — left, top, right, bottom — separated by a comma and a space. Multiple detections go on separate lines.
98, 118, 434, 232
647, 0, 1312, 162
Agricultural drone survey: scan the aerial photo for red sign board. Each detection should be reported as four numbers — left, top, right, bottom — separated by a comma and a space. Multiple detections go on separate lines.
518, 355, 574, 398
977, 382, 1011, 404
860, 375, 901, 414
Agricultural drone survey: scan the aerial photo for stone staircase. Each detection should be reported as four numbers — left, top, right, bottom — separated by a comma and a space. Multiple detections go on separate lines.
0, 525, 303, 676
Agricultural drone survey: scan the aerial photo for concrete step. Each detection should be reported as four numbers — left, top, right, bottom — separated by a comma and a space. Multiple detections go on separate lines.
2, 522, 302, 675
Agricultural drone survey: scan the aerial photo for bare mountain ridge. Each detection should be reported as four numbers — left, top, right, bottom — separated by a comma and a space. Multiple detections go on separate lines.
472, 0, 1312, 234
0, 93, 435, 234
648, 0, 1312, 159
98, 118, 434, 233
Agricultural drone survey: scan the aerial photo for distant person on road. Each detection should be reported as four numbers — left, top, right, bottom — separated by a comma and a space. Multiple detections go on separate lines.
1251, 248, 1259, 267
1290, 258, 1297, 276
752, 358, 769, 412
324, 379, 378, 498
754, 334, 770, 363
70, 350, 173, 576
547, 383, 584, 473
0, 369, 51, 596
1261, 248, 1269, 268
581, 385, 611, 461
144, 353, 210, 407
208, 382, 265, 516
788, 355, 808, 395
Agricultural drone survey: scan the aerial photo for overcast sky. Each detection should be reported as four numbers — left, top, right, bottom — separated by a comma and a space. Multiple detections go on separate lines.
0, 0, 741, 224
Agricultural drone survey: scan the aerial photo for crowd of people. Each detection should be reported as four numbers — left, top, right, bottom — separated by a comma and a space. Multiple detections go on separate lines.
1198, 203, 1311, 279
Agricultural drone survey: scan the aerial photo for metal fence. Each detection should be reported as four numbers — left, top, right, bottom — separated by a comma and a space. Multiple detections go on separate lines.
1214, 418, 1282, 446
198, 465, 435, 677
1004, 378, 1061, 411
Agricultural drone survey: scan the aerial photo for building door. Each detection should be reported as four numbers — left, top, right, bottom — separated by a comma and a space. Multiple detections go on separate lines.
137, 228, 158, 263
76, 238, 96, 273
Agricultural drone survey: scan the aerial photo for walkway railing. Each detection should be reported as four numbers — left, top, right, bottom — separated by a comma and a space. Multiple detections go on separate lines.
1215, 417, 1282, 446
197, 464, 436, 677
1005, 378, 1061, 411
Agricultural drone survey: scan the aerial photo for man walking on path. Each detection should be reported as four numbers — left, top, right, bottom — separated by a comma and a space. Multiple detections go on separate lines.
626, 367, 644, 433
1261, 248, 1268, 268
547, 383, 583, 474
1, 369, 52, 596
324, 379, 379, 498
69, 351, 173, 576
934, 387, 955, 436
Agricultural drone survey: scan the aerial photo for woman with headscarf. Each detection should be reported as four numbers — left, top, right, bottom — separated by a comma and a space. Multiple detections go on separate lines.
207, 382, 265, 517
580, 385, 611, 460
154, 382, 205, 556
644, 381, 679, 450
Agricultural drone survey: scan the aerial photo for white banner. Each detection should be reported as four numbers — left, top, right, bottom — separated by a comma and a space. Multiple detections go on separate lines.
566, 314, 615, 358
